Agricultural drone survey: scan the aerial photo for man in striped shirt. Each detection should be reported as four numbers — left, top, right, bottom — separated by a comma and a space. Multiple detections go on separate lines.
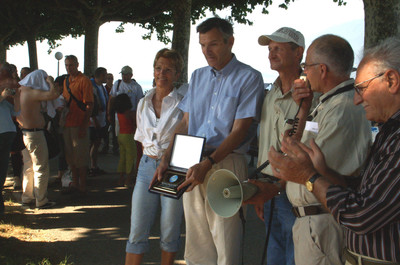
268, 37, 400, 264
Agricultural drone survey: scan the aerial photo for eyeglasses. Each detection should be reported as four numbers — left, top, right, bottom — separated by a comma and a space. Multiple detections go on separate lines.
354, 72, 384, 95
300, 62, 321, 71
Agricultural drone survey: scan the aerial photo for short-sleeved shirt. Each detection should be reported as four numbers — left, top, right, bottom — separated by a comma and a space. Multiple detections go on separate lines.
287, 80, 372, 207
117, 112, 134, 134
110, 79, 143, 111
258, 78, 302, 175
63, 72, 93, 127
179, 55, 264, 153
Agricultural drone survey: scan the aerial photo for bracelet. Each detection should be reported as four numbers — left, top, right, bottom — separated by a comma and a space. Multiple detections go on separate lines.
206, 155, 216, 165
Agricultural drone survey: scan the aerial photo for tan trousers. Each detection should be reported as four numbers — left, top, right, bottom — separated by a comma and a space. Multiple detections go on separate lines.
183, 153, 247, 265
292, 213, 345, 265
21, 131, 49, 207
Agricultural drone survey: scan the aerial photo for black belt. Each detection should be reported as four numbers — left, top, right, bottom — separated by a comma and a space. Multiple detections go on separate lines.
292, 205, 328, 217
344, 248, 399, 265
21, 128, 45, 132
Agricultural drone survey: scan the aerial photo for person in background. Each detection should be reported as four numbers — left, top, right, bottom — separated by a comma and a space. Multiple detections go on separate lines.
125, 48, 184, 265
17, 70, 61, 209
100, 72, 114, 154
89, 67, 108, 177
54, 75, 68, 185
62, 55, 93, 194
20, 67, 32, 80
109, 66, 143, 172
0, 62, 20, 214
113, 93, 136, 187
9, 64, 25, 190
154, 17, 265, 265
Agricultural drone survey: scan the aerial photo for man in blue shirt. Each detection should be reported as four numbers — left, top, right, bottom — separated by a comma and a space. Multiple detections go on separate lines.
155, 17, 264, 265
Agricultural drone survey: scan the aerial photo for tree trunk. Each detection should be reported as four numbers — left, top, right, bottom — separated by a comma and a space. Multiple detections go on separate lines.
363, 0, 400, 49
0, 42, 6, 62
84, 22, 101, 77
27, 34, 38, 70
171, 0, 192, 84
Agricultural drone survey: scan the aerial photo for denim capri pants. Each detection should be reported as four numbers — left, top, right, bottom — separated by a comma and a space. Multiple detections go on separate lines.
126, 155, 184, 254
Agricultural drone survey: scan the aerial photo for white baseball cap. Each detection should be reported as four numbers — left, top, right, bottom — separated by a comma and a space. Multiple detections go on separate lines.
258, 27, 305, 48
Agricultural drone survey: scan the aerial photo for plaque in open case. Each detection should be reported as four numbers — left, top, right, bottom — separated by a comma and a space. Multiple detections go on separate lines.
149, 134, 206, 199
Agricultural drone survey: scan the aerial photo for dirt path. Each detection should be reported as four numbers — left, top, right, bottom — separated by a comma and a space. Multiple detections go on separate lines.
0, 153, 265, 265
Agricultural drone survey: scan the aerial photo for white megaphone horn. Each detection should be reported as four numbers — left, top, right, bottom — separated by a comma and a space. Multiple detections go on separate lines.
207, 169, 258, 218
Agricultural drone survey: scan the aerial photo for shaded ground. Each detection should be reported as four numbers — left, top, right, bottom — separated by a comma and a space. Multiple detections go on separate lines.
0, 153, 266, 265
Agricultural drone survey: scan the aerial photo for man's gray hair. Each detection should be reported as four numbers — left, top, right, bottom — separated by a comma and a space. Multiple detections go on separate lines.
362, 37, 400, 73
311, 34, 354, 76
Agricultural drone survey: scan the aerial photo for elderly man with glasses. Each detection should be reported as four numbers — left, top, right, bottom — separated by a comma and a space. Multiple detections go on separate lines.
247, 34, 371, 265
268, 37, 400, 265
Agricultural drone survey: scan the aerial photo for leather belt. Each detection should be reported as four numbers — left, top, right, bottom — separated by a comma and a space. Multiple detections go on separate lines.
292, 205, 328, 217
344, 248, 399, 265
21, 128, 45, 132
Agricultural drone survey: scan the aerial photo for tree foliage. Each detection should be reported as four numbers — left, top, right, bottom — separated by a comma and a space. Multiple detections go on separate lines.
1, 0, 399, 76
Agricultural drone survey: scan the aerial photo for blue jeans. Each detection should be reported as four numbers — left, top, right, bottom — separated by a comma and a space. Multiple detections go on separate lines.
126, 155, 184, 254
263, 192, 296, 265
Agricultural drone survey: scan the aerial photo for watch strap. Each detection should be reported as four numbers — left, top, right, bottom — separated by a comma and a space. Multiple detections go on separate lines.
308, 173, 322, 185
207, 155, 216, 165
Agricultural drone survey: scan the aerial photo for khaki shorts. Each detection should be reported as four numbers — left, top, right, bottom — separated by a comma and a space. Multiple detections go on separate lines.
63, 127, 90, 168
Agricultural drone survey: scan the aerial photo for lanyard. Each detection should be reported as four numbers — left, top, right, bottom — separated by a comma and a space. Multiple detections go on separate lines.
308, 84, 354, 120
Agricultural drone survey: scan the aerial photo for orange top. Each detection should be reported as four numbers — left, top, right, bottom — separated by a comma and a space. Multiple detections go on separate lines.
117, 112, 134, 134
62, 72, 94, 127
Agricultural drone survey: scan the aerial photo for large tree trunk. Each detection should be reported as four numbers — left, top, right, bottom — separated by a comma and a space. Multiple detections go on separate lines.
27, 34, 38, 70
84, 22, 101, 77
171, 0, 192, 84
363, 0, 400, 49
0, 42, 6, 62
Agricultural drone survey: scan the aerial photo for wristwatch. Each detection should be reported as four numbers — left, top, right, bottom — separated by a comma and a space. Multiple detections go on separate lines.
305, 173, 322, 192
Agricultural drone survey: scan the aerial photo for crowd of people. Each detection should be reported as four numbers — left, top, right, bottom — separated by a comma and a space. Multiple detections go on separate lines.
0, 16, 399, 265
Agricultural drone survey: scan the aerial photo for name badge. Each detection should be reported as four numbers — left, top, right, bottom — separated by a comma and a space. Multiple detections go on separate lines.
305, 121, 319, 134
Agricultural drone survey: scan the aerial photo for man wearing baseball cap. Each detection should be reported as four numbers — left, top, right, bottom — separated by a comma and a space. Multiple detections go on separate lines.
108, 65, 143, 178
244, 27, 306, 265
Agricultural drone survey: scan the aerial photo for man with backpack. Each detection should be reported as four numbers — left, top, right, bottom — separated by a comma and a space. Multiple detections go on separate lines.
108, 66, 143, 179
62, 55, 93, 194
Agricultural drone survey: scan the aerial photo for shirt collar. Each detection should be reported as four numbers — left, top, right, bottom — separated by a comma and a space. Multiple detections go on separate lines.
144, 87, 181, 102
209, 54, 238, 77
319, 79, 354, 102
383, 109, 400, 128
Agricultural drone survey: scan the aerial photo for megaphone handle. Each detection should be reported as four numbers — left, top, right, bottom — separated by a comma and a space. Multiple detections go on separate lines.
248, 160, 270, 179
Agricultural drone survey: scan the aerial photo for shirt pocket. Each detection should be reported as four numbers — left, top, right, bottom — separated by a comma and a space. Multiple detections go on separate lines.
216, 95, 238, 123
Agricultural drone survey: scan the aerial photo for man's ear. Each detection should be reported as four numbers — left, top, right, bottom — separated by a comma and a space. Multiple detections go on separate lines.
387, 69, 400, 94
320, 63, 328, 80
296, 46, 304, 61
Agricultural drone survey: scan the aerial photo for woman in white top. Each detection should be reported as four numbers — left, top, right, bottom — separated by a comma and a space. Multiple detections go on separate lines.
125, 48, 184, 265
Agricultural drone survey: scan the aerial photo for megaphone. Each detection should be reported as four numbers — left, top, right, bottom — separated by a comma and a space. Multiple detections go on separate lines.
207, 169, 258, 218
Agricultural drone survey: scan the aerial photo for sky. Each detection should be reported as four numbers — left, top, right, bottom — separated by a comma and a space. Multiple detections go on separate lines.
6, 0, 365, 91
